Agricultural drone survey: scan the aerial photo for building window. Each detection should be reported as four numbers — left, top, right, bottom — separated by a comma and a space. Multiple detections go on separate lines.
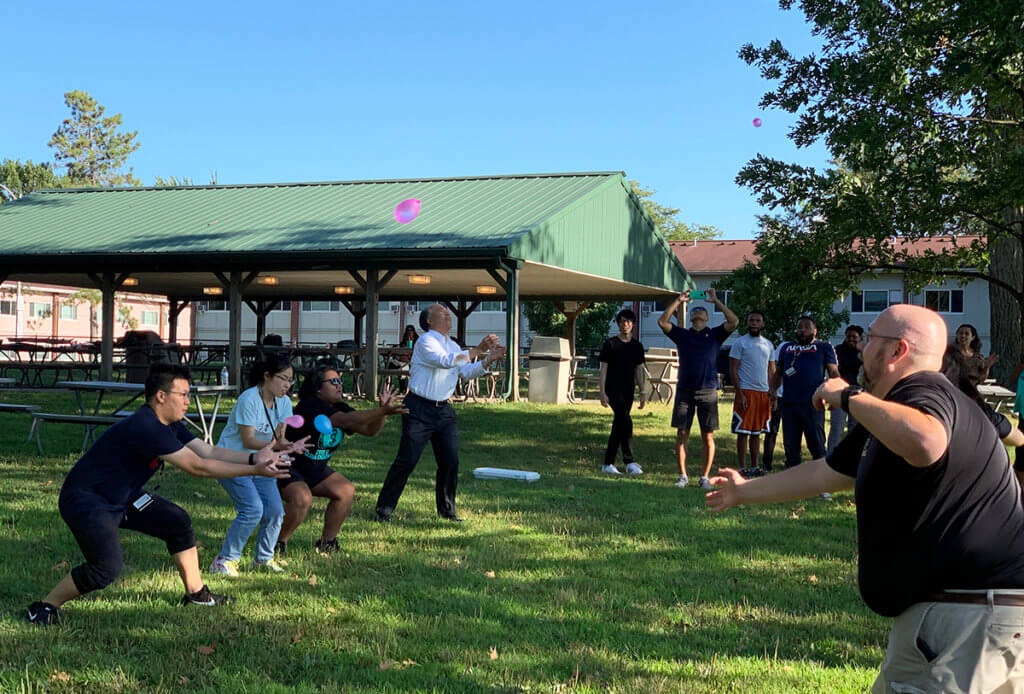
851, 290, 899, 313
274, 301, 291, 311
301, 301, 340, 312
59, 304, 78, 320
480, 302, 506, 312
713, 290, 731, 313
197, 301, 227, 311
28, 302, 51, 318
924, 289, 964, 314
141, 310, 159, 325
0, 299, 15, 315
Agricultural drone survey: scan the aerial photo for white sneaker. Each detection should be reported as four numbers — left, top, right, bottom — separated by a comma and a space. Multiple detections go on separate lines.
602, 464, 622, 475
208, 556, 240, 577
674, 475, 689, 488
252, 558, 285, 573
699, 477, 713, 491
625, 462, 643, 475
820, 492, 833, 501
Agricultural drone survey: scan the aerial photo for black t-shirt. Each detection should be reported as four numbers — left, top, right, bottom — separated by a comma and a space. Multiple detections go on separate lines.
599, 337, 646, 396
62, 405, 196, 509
285, 397, 356, 471
826, 371, 1024, 616
834, 342, 862, 383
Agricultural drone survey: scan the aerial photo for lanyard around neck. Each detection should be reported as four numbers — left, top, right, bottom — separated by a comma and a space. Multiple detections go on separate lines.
258, 386, 279, 443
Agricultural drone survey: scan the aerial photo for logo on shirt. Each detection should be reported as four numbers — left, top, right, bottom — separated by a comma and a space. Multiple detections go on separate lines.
784, 343, 821, 355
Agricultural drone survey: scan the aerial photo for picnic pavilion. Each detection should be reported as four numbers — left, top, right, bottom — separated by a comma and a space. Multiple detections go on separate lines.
0, 171, 692, 399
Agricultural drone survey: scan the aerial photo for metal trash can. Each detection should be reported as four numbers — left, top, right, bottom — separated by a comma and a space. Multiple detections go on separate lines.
120, 330, 168, 383
528, 336, 572, 404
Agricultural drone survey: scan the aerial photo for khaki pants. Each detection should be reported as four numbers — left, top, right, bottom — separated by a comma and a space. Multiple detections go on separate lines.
874, 594, 1024, 693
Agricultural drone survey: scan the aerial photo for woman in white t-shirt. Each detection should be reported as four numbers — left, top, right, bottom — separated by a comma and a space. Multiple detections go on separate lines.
209, 353, 306, 575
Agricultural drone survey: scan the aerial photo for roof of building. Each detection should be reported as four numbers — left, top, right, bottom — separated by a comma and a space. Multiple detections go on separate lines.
0, 172, 692, 300
669, 236, 983, 274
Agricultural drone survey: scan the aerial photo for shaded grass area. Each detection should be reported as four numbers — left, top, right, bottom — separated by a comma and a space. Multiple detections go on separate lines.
0, 390, 885, 692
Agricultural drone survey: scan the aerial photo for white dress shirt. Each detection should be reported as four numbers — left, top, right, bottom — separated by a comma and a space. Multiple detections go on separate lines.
408, 330, 489, 401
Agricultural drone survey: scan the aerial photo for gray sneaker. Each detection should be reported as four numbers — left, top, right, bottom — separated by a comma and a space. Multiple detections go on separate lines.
674, 475, 689, 488
699, 477, 713, 491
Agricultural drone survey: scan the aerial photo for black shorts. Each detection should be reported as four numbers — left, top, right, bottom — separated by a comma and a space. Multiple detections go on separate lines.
671, 388, 719, 432
278, 462, 336, 491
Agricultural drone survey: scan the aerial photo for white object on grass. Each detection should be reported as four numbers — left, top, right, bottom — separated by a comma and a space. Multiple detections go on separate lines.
472, 467, 540, 483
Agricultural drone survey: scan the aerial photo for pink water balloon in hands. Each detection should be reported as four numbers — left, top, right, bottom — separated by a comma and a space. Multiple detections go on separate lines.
284, 414, 304, 428
394, 198, 421, 224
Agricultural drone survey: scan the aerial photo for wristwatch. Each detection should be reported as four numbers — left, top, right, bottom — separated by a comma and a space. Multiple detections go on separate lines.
841, 385, 864, 414
248, 453, 256, 466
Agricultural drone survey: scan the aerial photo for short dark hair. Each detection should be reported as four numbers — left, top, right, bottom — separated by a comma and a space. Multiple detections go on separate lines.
145, 363, 192, 400
616, 309, 637, 324
797, 315, 817, 328
845, 325, 864, 336
747, 310, 766, 322
419, 309, 431, 332
248, 352, 294, 387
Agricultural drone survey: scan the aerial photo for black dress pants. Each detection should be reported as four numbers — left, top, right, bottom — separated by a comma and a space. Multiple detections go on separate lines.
376, 393, 460, 516
761, 403, 782, 471
604, 393, 635, 466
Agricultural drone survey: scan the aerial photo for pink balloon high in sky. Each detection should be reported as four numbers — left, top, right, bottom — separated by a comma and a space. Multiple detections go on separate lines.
394, 198, 421, 224
752, 118, 763, 127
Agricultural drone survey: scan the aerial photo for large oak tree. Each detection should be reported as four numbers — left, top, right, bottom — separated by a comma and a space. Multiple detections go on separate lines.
737, 0, 1024, 381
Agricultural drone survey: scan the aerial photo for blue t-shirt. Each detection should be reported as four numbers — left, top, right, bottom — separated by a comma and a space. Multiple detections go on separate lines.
218, 386, 293, 453
668, 324, 731, 390
61, 405, 195, 508
776, 340, 837, 405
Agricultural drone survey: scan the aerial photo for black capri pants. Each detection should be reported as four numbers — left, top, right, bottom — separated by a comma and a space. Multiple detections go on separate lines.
59, 489, 195, 595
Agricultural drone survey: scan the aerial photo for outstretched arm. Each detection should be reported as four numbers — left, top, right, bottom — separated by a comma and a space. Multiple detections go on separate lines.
705, 458, 853, 512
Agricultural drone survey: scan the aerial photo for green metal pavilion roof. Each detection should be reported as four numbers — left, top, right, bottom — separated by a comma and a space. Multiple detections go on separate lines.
0, 172, 691, 297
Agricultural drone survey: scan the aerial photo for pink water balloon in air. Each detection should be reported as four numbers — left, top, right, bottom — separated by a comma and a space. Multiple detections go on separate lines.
752, 118, 763, 128
284, 414, 304, 428
394, 198, 421, 224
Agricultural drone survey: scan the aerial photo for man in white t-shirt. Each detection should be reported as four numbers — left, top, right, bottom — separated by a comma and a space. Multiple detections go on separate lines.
728, 311, 775, 475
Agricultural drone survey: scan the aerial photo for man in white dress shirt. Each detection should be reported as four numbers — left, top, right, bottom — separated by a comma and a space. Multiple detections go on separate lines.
374, 304, 506, 523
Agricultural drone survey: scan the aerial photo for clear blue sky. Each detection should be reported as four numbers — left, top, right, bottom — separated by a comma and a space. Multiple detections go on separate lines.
3, 1, 828, 239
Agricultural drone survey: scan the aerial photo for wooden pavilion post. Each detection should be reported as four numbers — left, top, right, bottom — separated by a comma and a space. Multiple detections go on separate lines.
167, 298, 189, 344
442, 299, 481, 348
100, 272, 115, 381
364, 271, 379, 400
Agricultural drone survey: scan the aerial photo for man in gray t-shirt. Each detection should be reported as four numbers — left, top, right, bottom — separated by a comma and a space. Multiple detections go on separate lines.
728, 311, 774, 473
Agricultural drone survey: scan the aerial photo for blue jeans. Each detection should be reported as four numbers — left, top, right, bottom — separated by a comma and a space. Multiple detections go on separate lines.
216, 476, 283, 562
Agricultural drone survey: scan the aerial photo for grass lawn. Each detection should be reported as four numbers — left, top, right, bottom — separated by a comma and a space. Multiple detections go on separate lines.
0, 389, 887, 693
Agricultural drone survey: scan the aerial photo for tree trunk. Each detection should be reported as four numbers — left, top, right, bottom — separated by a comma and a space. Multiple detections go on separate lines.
988, 213, 1024, 386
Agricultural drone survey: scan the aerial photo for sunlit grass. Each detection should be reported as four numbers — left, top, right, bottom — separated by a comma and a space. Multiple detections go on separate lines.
0, 390, 885, 692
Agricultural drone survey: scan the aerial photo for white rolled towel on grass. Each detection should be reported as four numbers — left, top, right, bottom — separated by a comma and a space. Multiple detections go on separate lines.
472, 467, 541, 483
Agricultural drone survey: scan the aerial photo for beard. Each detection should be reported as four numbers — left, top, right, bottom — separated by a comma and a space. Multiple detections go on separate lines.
796, 334, 813, 345
748, 327, 761, 337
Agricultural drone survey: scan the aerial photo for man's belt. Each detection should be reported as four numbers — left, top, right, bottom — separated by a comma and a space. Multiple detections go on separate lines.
927, 591, 1024, 606
408, 391, 449, 407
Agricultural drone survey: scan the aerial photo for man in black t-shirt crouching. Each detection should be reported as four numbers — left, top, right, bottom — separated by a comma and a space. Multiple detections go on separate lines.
26, 364, 300, 626
706, 305, 1024, 692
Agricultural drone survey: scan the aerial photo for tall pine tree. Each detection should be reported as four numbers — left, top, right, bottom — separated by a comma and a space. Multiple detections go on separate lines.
49, 90, 140, 186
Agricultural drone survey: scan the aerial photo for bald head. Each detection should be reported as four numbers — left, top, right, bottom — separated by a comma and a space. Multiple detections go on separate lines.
873, 305, 947, 370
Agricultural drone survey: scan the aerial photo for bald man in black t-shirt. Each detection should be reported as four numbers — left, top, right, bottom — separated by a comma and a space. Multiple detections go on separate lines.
706, 305, 1024, 693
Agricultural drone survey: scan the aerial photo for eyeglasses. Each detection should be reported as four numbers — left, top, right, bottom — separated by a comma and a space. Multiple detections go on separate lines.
164, 389, 191, 399
273, 373, 295, 384
324, 377, 342, 386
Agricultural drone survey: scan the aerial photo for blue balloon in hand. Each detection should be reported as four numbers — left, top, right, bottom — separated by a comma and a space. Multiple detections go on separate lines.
314, 414, 333, 435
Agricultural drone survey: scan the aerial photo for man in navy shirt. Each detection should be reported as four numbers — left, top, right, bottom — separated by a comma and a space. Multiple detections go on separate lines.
770, 316, 839, 470
707, 305, 1024, 692
658, 289, 738, 490
26, 364, 300, 626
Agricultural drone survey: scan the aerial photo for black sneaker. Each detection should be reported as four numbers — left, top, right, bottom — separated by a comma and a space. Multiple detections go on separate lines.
374, 509, 392, 523
315, 538, 340, 553
274, 540, 288, 557
181, 585, 236, 607
26, 601, 59, 626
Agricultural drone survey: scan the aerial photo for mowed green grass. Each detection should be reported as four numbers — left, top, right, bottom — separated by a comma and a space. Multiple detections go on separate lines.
0, 389, 886, 693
